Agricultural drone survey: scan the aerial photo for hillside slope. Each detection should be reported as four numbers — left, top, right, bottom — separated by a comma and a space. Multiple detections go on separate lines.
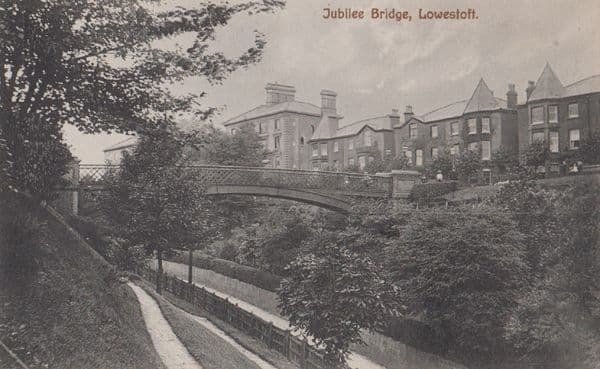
0, 193, 166, 369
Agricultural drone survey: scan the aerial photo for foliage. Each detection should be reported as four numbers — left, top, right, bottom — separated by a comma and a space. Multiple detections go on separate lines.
342, 163, 362, 173
363, 156, 387, 174
426, 150, 454, 178
0, 0, 283, 196
579, 132, 600, 165
169, 250, 282, 292
454, 149, 480, 182
387, 154, 410, 170
103, 129, 223, 291
384, 208, 530, 365
0, 127, 11, 191
410, 181, 457, 204
196, 124, 267, 167
492, 146, 518, 173
521, 140, 550, 168
278, 229, 402, 366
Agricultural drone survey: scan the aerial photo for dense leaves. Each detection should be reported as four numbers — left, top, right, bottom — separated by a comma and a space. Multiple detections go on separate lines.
0, 0, 283, 196
454, 149, 480, 182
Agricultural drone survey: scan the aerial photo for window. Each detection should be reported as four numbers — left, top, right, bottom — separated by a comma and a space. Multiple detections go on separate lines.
258, 122, 265, 134
450, 121, 459, 136
274, 136, 280, 150
274, 119, 280, 131
467, 118, 477, 134
409, 124, 418, 138
404, 150, 412, 165
431, 147, 439, 160
568, 103, 579, 118
532, 131, 544, 143
333, 141, 339, 152
569, 129, 580, 149
531, 106, 544, 124
481, 117, 490, 134
481, 141, 491, 160
348, 158, 355, 166
431, 125, 438, 138
364, 130, 373, 146
358, 156, 366, 169
312, 144, 318, 157
320, 143, 327, 156
468, 142, 478, 152
549, 131, 559, 153
348, 139, 354, 150
548, 105, 558, 123
415, 149, 423, 166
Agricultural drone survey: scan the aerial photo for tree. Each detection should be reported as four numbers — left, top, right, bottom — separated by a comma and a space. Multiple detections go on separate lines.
427, 149, 453, 178
104, 129, 220, 293
0, 126, 11, 191
384, 208, 530, 365
491, 146, 518, 174
579, 131, 600, 165
198, 124, 267, 167
454, 150, 480, 183
521, 140, 550, 168
278, 229, 402, 367
363, 156, 387, 174
0, 0, 283, 197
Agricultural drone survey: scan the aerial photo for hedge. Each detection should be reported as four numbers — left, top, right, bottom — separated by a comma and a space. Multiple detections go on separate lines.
410, 181, 457, 204
168, 251, 283, 292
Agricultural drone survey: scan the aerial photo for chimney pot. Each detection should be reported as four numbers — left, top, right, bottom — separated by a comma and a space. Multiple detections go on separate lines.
506, 83, 518, 109
404, 105, 415, 123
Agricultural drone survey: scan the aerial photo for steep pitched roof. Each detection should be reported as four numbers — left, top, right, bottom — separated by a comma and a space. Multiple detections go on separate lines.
420, 100, 469, 122
223, 101, 321, 126
463, 79, 500, 113
565, 75, 600, 97
528, 63, 566, 102
310, 115, 333, 141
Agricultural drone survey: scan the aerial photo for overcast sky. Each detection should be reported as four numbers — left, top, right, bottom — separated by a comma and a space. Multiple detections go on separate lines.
64, 0, 600, 162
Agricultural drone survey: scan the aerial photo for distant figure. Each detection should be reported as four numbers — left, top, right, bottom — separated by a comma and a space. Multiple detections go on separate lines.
569, 162, 579, 175
436, 171, 443, 182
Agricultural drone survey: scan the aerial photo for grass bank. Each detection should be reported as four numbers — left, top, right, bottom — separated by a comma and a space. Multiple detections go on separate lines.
0, 192, 166, 369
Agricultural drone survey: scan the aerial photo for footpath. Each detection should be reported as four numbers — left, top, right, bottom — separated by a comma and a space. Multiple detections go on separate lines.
158, 260, 387, 369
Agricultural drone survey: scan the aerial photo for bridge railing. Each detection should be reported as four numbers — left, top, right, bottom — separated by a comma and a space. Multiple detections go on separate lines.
77, 164, 393, 196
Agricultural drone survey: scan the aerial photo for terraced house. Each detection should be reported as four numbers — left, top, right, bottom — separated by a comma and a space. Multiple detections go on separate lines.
394, 79, 519, 171
517, 64, 600, 174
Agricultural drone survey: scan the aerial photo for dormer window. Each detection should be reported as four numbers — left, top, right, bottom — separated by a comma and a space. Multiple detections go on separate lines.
409, 124, 418, 138
364, 130, 373, 146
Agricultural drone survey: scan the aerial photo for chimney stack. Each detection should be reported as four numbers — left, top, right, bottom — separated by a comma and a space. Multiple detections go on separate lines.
404, 105, 414, 123
319, 89, 339, 136
506, 83, 517, 109
526, 81, 536, 101
265, 83, 296, 105
389, 108, 400, 127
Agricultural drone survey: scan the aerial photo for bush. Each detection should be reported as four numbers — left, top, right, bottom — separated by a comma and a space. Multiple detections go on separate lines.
410, 181, 457, 204
169, 251, 282, 292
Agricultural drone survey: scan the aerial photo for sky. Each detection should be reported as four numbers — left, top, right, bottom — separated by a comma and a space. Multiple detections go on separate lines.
64, 0, 600, 162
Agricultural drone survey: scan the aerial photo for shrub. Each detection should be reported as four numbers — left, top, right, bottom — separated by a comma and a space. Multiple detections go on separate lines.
410, 181, 457, 204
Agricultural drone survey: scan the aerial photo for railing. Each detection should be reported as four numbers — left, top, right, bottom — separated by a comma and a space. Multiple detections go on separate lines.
136, 267, 328, 369
77, 164, 393, 196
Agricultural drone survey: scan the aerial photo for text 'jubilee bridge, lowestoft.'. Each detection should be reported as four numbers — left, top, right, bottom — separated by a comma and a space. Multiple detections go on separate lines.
75, 164, 419, 213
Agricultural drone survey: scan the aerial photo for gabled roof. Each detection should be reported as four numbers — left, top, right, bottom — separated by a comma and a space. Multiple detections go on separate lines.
223, 101, 321, 126
528, 63, 566, 102
334, 115, 396, 137
103, 136, 137, 152
565, 74, 600, 97
463, 79, 500, 113
311, 114, 334, 141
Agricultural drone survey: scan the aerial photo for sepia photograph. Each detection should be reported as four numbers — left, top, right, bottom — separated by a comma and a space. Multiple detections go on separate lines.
1, 0, 599, 368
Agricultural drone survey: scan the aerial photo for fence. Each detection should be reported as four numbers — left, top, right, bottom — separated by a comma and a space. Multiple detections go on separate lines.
136, 267, 328, 369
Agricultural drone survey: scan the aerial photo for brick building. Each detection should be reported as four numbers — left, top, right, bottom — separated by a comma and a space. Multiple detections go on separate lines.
223, 83, 322, 170
394, 79, 519, 172
517, 63, 600, 174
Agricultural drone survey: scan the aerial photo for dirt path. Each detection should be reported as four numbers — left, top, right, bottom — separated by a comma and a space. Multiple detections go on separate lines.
160, 261, 387, 369
128, 283, 203, 369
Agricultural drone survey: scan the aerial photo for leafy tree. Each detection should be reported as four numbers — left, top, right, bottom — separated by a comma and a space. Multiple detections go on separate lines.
579, 131, 600, 164
104, 129, 221, 292
0, 0, 283, 196
427, 149, 453, 178
197, 124, 267, 167
384, 208, 530, 365
0, 127, 11, 191
278, 229, 402, 367
491, 146, 518, 174
454, 150, 480, 183
387, 154, 410, 170
364, 156, 387, 174
521, 140, 550, 168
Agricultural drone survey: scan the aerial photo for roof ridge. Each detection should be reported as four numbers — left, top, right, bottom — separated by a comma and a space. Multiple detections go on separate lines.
565, 74, 600, 88
423, 99, 468, 117
338, 115, 388, 129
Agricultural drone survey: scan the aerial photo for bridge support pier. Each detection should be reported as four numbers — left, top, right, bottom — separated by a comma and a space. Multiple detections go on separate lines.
390, 169, 420, 210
